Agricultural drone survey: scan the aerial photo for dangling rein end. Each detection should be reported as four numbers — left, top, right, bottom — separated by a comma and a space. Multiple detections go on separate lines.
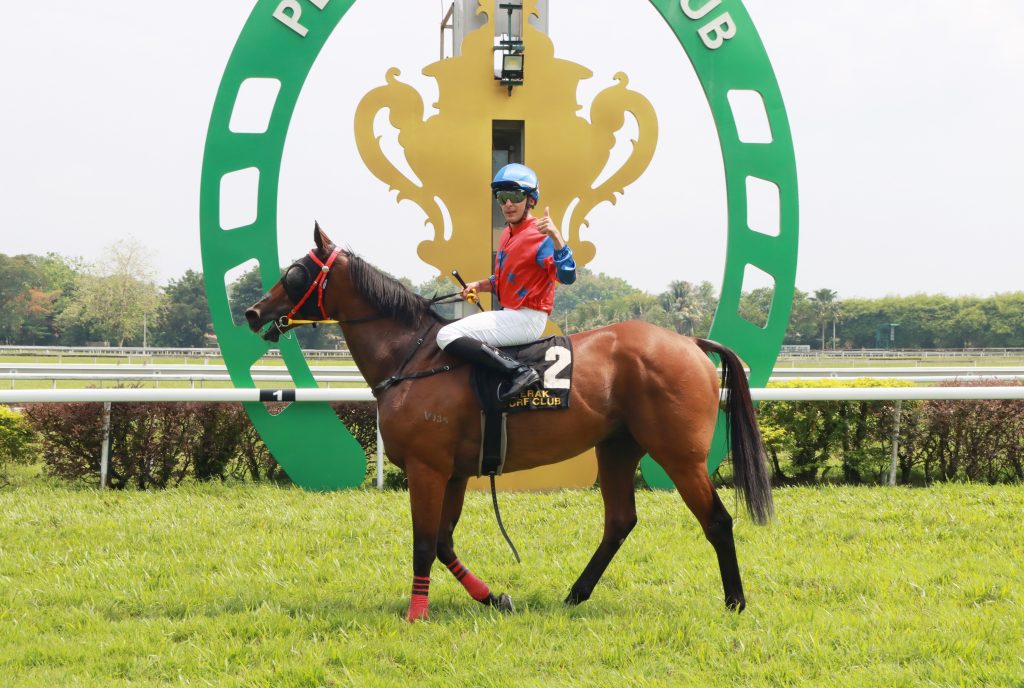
491, 474, 521, 564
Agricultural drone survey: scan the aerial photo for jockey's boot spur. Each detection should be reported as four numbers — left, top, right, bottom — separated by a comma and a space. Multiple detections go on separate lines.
445, 336, 540, 401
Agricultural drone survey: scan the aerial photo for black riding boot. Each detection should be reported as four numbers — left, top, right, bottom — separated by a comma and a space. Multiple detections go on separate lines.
445, 336, 540, 401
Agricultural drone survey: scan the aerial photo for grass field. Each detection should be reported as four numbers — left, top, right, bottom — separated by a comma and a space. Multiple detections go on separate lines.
1, 482, 1022, 687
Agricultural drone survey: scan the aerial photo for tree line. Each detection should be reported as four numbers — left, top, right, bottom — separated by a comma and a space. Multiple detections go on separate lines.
2, 245, 1023, 349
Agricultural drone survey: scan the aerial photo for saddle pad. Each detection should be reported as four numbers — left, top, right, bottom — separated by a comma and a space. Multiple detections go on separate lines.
470, 335, 573, 414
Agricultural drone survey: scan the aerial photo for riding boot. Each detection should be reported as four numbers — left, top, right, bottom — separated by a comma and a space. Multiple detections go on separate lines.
445, 336, 541, 401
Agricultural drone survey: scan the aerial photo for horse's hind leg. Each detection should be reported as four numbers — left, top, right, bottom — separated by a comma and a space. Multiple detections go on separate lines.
435, 477, 513, 611
659, 460, 746, 611
565, 435, 644, 605
705, 489, 745, 611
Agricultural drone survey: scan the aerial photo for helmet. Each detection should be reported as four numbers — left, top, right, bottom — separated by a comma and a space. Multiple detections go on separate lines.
491, 163, 539, 203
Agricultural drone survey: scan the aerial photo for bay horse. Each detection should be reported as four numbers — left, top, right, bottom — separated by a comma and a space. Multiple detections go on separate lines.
245, 224, 773, 621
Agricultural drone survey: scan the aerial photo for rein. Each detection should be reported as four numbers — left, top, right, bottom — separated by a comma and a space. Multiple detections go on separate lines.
270, 287, 464, 338
367, 291, 471, 395
273, 283, 467, 395
273, 264, 521, 561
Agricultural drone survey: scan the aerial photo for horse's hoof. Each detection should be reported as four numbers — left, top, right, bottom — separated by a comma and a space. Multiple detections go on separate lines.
406, 602, 429, 622
486, 592, 515, 613
726, 596, 746, 613
564, 587, 589, 606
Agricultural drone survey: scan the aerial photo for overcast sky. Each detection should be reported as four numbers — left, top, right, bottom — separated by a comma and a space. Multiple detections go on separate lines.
2, 1, 1022, 299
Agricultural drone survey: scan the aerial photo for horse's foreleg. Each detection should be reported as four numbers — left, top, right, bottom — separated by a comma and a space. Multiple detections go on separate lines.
436, 477, 514, 612
405, 459, 449, 622
565, 436, 643, 605
436, 477, 490, 602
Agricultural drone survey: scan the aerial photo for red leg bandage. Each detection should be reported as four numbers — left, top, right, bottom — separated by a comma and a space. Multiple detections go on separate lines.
446, 558, 491, 602
407, 575, 430, 622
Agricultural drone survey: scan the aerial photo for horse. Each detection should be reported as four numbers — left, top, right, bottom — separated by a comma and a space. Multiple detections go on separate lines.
245, 223, 773, 621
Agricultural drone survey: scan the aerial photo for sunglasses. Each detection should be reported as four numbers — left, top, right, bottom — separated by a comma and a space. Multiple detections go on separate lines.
495, 189, 528, 204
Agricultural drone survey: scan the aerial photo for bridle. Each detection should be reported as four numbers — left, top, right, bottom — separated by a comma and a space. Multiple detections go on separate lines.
266, 246, 468, 396
269, 247, 387, 336
279, 247, 341, 325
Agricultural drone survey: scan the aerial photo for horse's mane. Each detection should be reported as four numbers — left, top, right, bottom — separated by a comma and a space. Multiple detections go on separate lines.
345, 251, 442, 327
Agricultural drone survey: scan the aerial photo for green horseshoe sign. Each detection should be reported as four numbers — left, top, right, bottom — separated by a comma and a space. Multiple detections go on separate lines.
199, 0, 798, 490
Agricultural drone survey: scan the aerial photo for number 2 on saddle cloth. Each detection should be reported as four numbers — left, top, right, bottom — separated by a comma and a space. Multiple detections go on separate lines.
469, 335, 573, 477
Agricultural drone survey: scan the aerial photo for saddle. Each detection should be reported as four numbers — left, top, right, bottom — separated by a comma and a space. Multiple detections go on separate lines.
470, 335, 573, 476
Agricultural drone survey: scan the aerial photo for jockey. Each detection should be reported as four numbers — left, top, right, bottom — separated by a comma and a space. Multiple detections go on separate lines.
436, 163, 577, 401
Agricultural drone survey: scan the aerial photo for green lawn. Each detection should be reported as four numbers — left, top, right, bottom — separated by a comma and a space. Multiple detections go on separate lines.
1, 483, 1021, 687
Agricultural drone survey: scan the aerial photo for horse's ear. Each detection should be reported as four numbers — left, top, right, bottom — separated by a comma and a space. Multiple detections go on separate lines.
313, 221, 334, 252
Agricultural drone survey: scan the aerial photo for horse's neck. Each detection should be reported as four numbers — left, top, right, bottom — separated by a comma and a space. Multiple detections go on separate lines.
341, 319, 429, 388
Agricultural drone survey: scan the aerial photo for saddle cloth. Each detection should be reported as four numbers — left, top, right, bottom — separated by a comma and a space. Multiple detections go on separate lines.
470, 335, 573, 413
470, 335, 573, 477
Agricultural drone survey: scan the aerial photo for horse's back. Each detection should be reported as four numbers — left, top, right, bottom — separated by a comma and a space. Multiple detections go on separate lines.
569, 320, 722, 429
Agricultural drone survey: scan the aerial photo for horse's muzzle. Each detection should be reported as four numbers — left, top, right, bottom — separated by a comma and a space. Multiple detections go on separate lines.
245, 308, 284, 343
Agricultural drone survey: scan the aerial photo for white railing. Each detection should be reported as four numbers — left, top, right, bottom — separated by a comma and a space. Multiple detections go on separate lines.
0, 362, 364, 388
777, 348, 1024, 361
4, 363, 1024, 390
0, 388, 373, 402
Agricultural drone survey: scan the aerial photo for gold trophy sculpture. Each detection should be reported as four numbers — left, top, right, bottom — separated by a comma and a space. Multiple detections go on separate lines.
354, 1, 657, 489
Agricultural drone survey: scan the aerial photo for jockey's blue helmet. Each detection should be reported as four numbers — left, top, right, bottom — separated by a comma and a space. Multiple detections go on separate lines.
491, 163, 539, 203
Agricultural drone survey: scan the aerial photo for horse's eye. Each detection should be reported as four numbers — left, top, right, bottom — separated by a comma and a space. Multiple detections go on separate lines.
283, 264, 311, 302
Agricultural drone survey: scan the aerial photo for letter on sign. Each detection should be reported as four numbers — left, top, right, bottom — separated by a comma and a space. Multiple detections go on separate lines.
699, 13, 737, 50
680, 0, 722, 21
273, 0, 330, 38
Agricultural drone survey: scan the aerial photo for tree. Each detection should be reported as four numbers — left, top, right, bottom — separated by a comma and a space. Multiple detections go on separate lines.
228, 264, 266, 327
739, 287, 774, 329
0, 252, 81, 345
413, 274, 460, 320
55, 239, 162, 346
552, 268, 641, 313
552, 268, 643, 333
810, 288, 840, 350
982, 293, 1024, 347
0, 255, 35, 343
785, 289, 819, 346
691, 281, 719, 337
152, 270, 212, 348
660, 280, 704, 335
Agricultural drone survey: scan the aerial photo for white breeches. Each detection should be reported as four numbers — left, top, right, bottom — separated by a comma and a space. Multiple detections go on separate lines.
436, 307, 548, 349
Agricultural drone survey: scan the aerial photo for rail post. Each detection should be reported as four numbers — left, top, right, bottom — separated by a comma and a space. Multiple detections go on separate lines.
100, 401, 112, 489
376, 408, 384, 489
888, 400, 903, 486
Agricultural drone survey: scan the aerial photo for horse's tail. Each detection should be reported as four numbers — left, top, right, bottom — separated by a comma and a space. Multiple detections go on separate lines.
696, 338, 774, 525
